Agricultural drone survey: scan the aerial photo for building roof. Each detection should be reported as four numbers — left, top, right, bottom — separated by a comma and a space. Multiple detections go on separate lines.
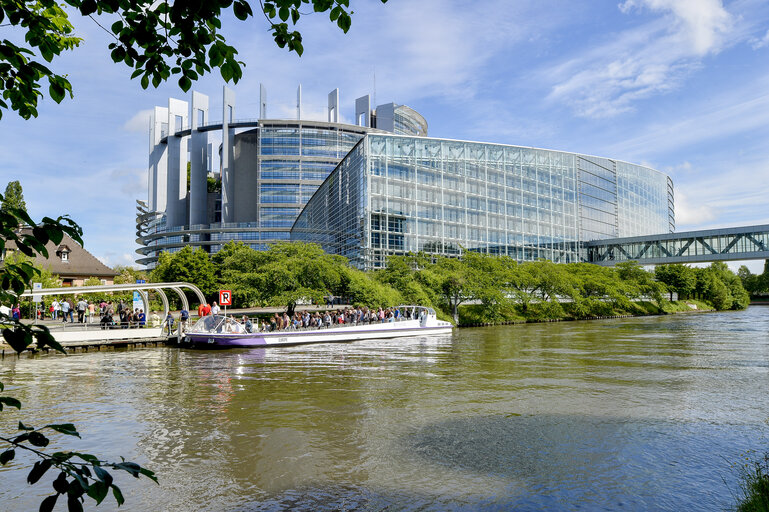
3, 228, 118, 278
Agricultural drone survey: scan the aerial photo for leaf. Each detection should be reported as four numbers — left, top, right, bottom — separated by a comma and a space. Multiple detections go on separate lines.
27, 459, 53, 484
79, 0, 97, 15
18, 421, 34, 431
3, 327, 32, 353
0, 396, 22, 410
0, 449, 15, 465
39, 494, 58, 512
85, 481, 108, 505
73, 452, 99, 464
93, 465, 113, 486
111, 484, 124, 506
52, 471, 69, 493
67, 495, 83, 512
45, 424, 80, 438
28, 431, 50, 447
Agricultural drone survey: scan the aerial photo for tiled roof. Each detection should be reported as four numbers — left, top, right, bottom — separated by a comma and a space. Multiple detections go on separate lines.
4, 229, 118, 278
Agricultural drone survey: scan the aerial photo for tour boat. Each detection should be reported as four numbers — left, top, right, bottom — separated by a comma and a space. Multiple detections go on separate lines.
181, 306, 453, 348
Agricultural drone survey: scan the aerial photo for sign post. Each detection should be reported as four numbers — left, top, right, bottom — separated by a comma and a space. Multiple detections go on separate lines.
219, 290, 232, 319
32, 283, 42, 324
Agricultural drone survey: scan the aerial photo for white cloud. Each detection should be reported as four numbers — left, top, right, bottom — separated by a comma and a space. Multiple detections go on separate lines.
619, 0, 732, 55
544, 0, 733, 117
123, 109, 153, 133
750, 29, 769, 49
97, 252, 138, 269
674, 190, 719, 226
606, 72, 769, 157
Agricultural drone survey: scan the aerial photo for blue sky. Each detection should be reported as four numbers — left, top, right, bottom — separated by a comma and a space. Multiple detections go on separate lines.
2, 0, 769, 271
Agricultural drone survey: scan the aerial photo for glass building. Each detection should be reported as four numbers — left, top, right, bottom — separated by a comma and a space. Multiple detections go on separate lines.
291, 135, 675, 270
136, 87, 427, 267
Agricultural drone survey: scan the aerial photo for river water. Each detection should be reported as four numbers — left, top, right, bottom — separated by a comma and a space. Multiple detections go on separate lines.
1, 308, 768, 511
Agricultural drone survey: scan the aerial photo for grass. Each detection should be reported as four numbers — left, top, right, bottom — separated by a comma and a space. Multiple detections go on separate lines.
735, 453, 769, 512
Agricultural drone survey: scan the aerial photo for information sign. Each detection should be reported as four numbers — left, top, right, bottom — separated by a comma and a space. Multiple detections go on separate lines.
32, 282, 42, 303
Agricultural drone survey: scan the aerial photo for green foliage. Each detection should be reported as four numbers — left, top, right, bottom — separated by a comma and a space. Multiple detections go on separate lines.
0, 194, 156, 508
655, 264, 696, 300
113, 265, 147, 285
734, 453, 769, 512
1, 181, 26, 213
151, 246, 217, 299
1, 0, 389, 120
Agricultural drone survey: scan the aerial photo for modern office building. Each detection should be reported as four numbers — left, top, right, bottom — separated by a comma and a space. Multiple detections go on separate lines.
137, 85, 674, 270
136, 86, 428, 267
291, 135, 675, 270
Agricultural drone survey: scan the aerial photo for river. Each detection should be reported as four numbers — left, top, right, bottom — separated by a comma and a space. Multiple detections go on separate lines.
1, 307, 768, 511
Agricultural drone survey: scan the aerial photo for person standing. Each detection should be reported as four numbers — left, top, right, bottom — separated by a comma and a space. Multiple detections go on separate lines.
162, 312, 175, 335
88, 302, 95, 323
180, 308, 189, 333
211, 302, 220, 316
197, 303, 205, 318
51, 299, 59, 320
76, 297, 87, 323
203, 303, 211, 316
150, 311, 161, 328
138, 309, 146, 327
60, 299, 70, 323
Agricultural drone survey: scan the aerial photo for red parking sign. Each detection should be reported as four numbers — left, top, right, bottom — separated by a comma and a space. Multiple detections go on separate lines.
219, 290, 232, 306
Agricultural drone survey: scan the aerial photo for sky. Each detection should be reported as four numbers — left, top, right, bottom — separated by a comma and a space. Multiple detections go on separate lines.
2, 0, 769, 271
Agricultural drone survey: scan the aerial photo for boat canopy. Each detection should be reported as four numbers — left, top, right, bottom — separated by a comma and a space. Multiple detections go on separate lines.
188, 315, 246, 334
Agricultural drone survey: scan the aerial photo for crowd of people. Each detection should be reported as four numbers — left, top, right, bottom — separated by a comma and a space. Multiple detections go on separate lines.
243, 306, 419, 333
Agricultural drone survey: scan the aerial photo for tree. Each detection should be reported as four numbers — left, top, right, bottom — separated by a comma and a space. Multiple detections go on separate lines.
655, 264, 695, 301
0, 193, 156, 509
1, 181, 26, 213
151, 246, 217, 299
431, 256, 476, 324
1, 0, 389, 120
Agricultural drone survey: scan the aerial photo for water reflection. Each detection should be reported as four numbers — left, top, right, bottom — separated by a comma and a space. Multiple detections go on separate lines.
0, 309, 767, 511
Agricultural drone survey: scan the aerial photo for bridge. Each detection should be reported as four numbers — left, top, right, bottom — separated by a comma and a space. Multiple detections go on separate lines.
587, 224, 769, 266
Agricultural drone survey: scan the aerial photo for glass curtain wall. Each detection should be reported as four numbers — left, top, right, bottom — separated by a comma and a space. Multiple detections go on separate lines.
293, 135, 673, 270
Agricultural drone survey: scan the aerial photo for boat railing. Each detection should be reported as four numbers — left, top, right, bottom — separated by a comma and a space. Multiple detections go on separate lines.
251, 314, 416, 333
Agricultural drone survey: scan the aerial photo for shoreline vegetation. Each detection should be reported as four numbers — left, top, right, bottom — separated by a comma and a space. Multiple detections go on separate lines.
6, 241, 755, 330
145, 241, 752, 328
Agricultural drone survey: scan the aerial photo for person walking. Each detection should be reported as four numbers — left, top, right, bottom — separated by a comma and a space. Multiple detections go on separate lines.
51, 299, 59, 320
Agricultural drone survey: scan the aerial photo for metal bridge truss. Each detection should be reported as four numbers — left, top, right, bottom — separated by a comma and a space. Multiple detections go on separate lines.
587, 224, 769, 266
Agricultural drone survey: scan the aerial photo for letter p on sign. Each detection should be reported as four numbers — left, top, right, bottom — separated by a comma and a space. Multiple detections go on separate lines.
219, 290, 232, 306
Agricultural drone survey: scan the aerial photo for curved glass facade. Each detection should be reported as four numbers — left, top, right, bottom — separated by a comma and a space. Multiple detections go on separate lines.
136, 120, 373, 267
291, 135, 675, 270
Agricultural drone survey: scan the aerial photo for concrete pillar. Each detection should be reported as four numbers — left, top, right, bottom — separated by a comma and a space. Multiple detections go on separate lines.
355, 95, 371, 127
221, 86, 236, 223
189, 91, 209, 226
297, 84, 302, 120
149, 106, 168, 213
260, 83, 267, 119
328, 88, 339, 123
166, 98, 188, 228
375, 102, 395, 132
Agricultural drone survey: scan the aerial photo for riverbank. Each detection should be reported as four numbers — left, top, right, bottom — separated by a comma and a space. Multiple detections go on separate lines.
455, 299, 716, 327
